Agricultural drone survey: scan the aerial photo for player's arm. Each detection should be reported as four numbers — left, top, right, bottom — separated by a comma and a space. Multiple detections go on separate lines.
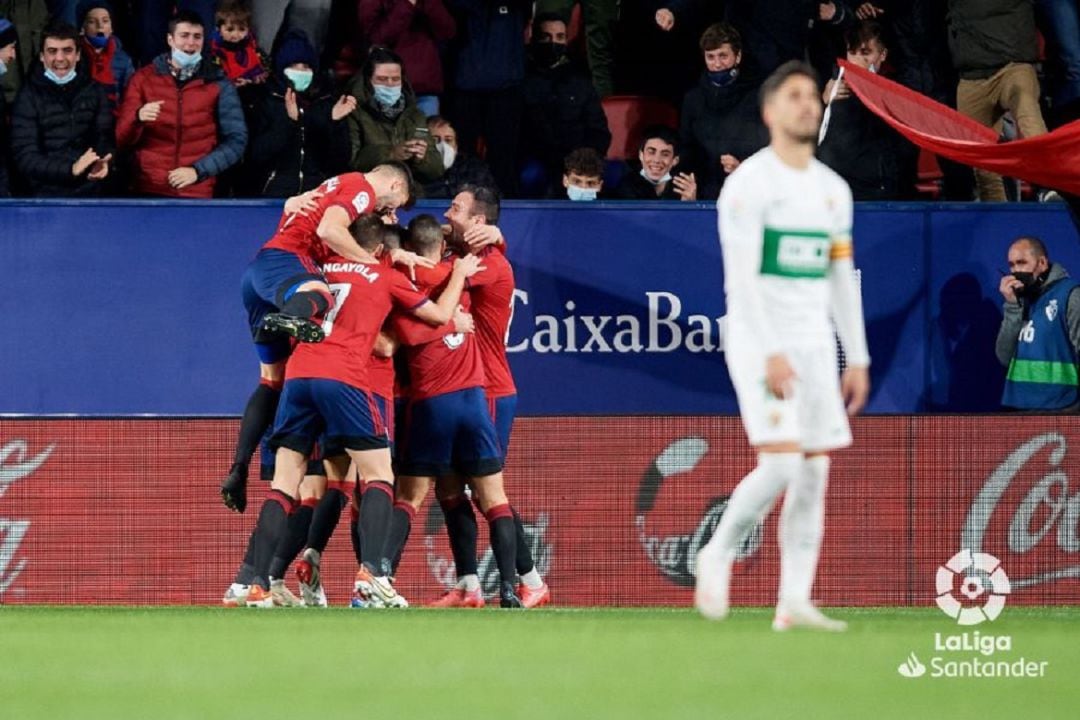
411, 255, 484, 325
827, 187, 871, 415
393, 306, 473, 346
317, 205, 371, 262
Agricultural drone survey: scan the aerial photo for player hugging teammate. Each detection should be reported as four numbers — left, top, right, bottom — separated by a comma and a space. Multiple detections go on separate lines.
222, 175, 550, 609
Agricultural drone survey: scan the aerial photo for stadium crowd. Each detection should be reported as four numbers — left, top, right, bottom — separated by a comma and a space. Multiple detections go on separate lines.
0, 0, 1077, 202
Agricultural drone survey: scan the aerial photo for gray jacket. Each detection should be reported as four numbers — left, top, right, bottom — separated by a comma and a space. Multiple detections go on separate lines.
995, 263, 1080, 366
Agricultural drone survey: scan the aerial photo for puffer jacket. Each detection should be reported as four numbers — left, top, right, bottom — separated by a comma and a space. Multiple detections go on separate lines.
116, 54, 247, 198
947, 0, 1039, 80
345, 75, 443, 182
520, 55, 611, 173
9, 69, 114, 196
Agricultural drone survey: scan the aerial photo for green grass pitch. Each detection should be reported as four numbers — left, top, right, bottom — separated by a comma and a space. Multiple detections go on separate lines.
2, 607, 1078, 719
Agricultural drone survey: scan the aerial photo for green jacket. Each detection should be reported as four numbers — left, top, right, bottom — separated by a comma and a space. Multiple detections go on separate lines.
345, 77, 443, 183
0, 0, 49, 103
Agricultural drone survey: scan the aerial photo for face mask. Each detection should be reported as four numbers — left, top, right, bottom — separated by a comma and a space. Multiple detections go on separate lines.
533, 42, 567, 68
708, 67, 738, 87
284, 68, 313, 92
44, 68, 77, 85
1012, 271, 1043, 297
87, 33, 109, 49
372, 83, 402, 106
867, 63, 879, 74
640, 168, 672, 186
171, 47, 201, 69
566, 185, 598, 202
0, 59, 6, 77
436, 140, 457, 170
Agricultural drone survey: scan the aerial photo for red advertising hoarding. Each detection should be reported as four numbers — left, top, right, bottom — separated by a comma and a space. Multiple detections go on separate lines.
1, 417, 1078, 606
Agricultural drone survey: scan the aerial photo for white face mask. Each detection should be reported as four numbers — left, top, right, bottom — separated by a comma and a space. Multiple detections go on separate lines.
566, 185, 598, 202
436, 140, 457, 170
640, 168, 672, 186
0, 58, 6, 77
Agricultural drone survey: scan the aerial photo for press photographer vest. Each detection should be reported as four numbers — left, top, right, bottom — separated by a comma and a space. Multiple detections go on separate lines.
1002, 278, 1080, 410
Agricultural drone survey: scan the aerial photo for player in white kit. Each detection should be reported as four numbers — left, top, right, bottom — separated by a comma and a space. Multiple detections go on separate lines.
695, 61, 871, 631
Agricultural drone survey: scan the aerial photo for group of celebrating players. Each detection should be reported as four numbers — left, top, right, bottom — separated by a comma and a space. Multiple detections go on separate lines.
216, 161, 551, 609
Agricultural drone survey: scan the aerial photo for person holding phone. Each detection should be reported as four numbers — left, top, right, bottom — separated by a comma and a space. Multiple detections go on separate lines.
345, 46, 444, 183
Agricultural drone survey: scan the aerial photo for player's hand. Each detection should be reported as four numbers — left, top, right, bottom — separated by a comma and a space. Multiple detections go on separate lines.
72, 148, 100, 176
87, 153, 113, 180
655, 8, 675, 31
331, 94, 357, 121
720, 154, 740, 174
285, 88, 300, 122
765, 354, 797, 399
138, 100, 164, 122
856, 3, 885, 19
380, 208, 399, 225
284, 189, 323, 216
452, 253, 485, 279
390, 248, 437, 280
1000, 274, 1024, 304
673, 172, 697, 201
373, 331, 398, 358
463, 224, 503, 250
168, 166, 199, 189
840, 366, 870, 416
453, 306, 475, 333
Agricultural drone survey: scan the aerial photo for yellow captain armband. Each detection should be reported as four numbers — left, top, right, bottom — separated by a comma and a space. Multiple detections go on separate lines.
830, 236, 853, 261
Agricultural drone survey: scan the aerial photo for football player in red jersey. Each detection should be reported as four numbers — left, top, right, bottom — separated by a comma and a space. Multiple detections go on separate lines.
222, 164, 433, 514
236, 215, 482, 608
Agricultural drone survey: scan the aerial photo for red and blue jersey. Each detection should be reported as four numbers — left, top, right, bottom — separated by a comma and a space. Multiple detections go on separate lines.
467, 246, 516, 398
262, 173, 376, 264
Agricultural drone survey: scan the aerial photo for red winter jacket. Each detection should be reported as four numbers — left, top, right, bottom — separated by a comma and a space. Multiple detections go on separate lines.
358, 0, 456, 95
116, 55, 248, 198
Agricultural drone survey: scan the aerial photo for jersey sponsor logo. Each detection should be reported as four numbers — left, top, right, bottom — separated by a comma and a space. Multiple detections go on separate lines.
443, 332, 465, 350
321, 262, 380, 283
0, 439, 55, 597
1047, 299, 1059, 322
760, 227, 831, 279
507, 290, 726, 354
352, 192, 371, 215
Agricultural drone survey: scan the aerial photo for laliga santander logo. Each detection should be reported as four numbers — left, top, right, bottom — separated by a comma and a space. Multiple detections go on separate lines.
935, 549, 1011, 625
0, 439, 56, 597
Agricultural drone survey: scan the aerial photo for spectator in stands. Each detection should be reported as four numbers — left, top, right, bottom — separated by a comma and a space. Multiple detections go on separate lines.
1035, 0, 1080, 123
536, 0, 617, 97
0, 1, 48, 103
947, 0, 1048, 202
358, 0, 456, 117
117, 11, 247, 198
724, 0, 851, 80
209, 1, 268, 88
520, 12, 611, 197
0, 16, 16, 196
135, 1, 214, 65
997, 236, 1080, 411
818, 20, 916, 200
447, 0, 529, 197
679, 22, 767, 199
345, 46, 442, 182
611, 124, 696, 200
248, 29, 354, 197
423, 114, 496, 198
76, 1, 134, 114
252, 0, 332, 59
10, 22, 115, 196
559, 146, 605, 200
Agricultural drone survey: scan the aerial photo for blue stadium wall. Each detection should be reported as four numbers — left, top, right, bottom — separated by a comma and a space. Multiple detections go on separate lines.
1, 200, 1077, 415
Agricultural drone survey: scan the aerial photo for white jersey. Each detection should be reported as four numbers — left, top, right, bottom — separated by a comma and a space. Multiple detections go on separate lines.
718, 147, 854, 355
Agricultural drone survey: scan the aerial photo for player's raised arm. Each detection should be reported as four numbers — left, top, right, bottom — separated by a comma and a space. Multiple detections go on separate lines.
317, 206, 374, 263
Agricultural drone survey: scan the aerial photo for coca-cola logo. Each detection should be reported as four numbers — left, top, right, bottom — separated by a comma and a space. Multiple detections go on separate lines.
0, 440, 55, 597
962, 432, 1080, 588
423, 497, 553, 597
636, 437, 762, 587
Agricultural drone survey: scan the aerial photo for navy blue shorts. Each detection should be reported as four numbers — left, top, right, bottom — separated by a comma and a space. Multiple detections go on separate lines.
398, 387, 504, 478
488, 394, 518, 460
241, 248, 323, 364
325, 393, 395, 459
258, 439, 326, 479
270, 378, 389, 456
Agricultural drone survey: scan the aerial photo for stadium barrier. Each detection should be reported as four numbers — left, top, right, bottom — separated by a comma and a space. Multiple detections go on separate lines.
2, 415, 1079, 606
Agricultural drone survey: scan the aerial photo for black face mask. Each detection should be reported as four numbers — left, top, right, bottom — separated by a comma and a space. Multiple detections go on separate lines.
1012, 271, 1044, 298
533, 42, 567, 68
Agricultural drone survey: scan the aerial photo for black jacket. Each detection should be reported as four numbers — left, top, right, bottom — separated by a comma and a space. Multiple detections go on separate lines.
247, 77, 352, 197
520, 56, 611, 171
9, 69, 114, 196
818, 92, 916, 201
680, 72, 768, 199
423, 153, 497, 199
947, 0, 1039, 80
612, 168, 682, 200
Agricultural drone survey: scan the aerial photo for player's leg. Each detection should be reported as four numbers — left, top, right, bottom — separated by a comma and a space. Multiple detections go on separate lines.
266, 464, 325, 606
261, 278, 334, 343
430, 476, 485, 607
296, 452, 349, 607
386, 475, 430, 576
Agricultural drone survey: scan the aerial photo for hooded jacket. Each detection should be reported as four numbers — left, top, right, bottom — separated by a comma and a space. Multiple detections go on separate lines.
345, 74, 443, 182
996, 263, 1080, 367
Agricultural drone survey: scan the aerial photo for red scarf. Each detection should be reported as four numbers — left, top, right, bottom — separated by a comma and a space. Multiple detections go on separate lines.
81, 35, 119, 110
210, 34, 266, 82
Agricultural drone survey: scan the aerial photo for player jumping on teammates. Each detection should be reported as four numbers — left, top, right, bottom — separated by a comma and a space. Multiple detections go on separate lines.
237, 215, 481, 608
695, 61, 870, 631
222, 164, 432, 514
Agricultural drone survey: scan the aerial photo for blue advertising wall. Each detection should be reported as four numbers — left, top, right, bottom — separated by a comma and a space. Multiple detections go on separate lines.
0, 200, 1077, 415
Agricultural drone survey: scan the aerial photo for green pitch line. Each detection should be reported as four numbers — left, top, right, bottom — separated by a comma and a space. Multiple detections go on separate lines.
1, 607, 1078, 720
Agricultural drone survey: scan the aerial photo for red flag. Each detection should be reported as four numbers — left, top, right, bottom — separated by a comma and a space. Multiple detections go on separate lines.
839, 59, 1080, 195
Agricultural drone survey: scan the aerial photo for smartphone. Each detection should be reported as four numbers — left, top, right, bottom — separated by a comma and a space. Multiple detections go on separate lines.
413, 127, 430, 140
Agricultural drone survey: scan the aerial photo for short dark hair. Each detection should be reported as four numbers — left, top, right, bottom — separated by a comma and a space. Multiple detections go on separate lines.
380, 224, 404, 252
459, 184, 501, 224
638, 125, 679, 155
364, 45, 406, 85
699, 22, 741, 55
427, 114, 452, 130
759, 60, 819, 109
215, 0, 252, 27
41, 21, 79, 52
532, 11, 567, 39
563, 147, 605, 178
349, 215, 386, 252
406, 214, 444, 254
374, 160, 419, 209
1015, 236, 1050, 262
168, 10, 205, 35
845, 19, 887, 53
